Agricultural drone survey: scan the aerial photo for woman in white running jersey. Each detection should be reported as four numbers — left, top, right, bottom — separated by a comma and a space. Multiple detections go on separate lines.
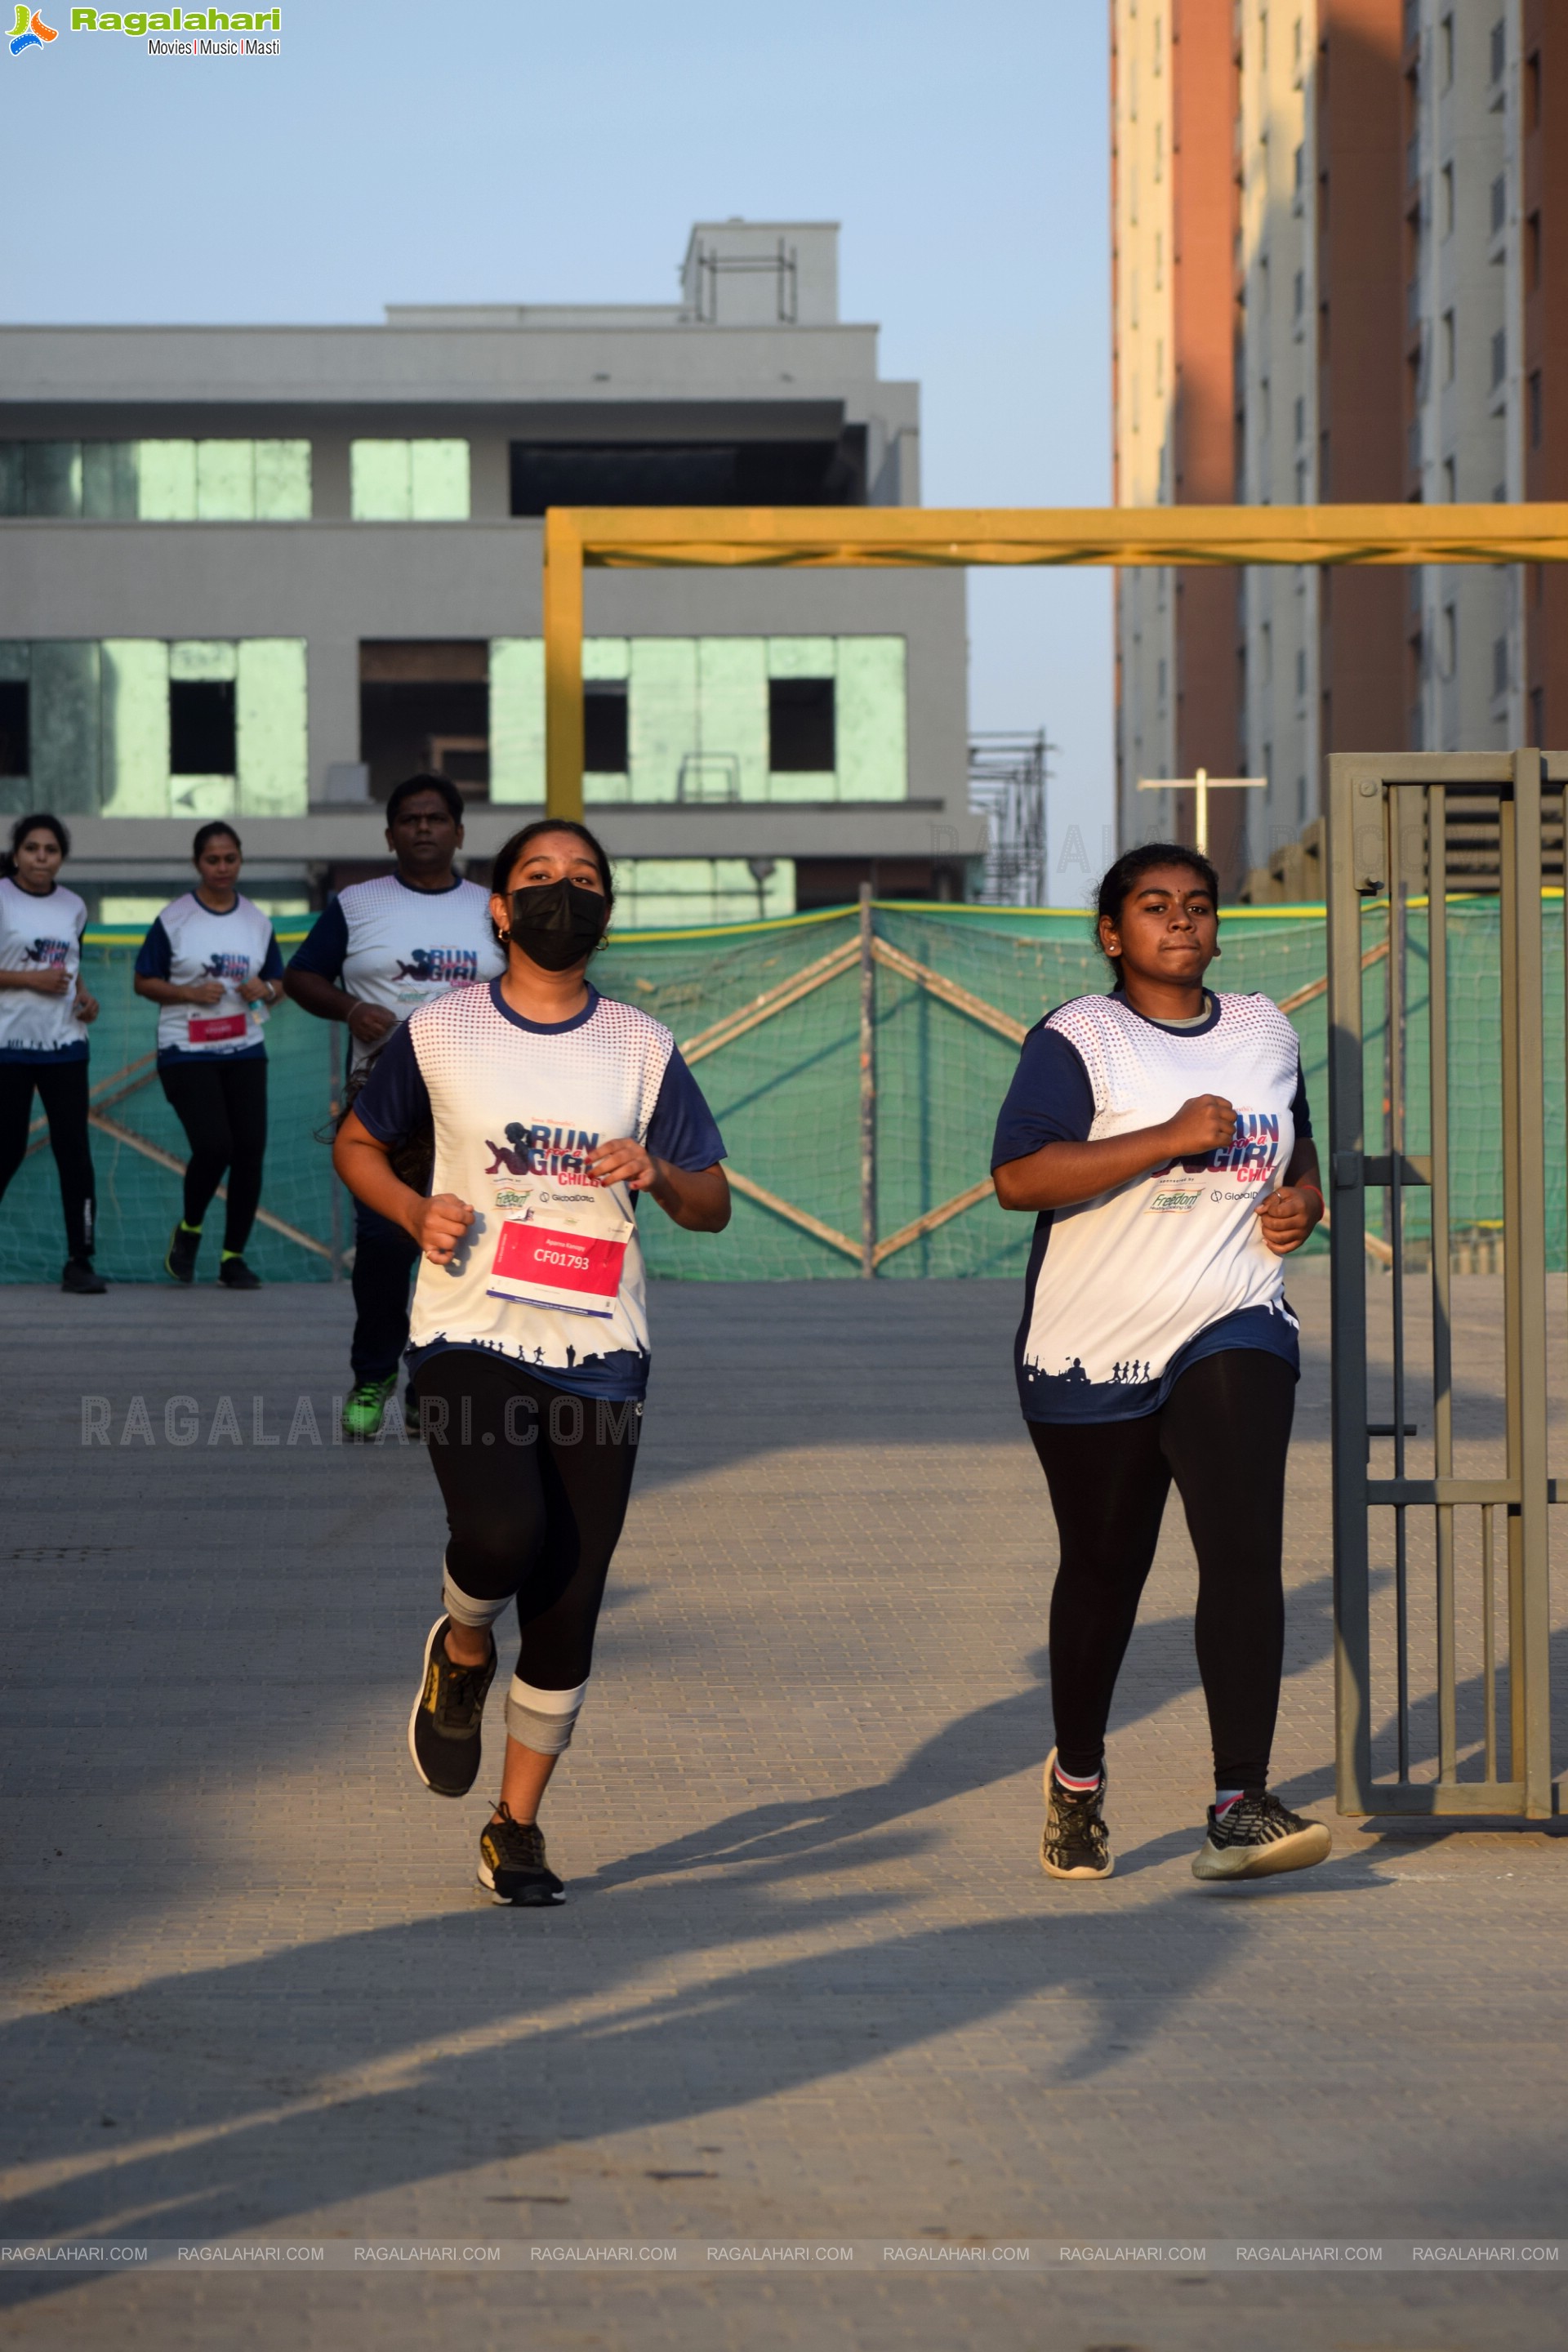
133, 822, 284, 1290
0, 813, 105, 1293
991, 843, 1331, 1887
334, 818, 730, 1906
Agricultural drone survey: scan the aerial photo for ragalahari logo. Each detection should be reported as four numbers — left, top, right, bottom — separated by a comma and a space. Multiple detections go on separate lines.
8, 6, 58, 51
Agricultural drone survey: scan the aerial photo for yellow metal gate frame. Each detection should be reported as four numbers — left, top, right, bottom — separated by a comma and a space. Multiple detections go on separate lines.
539, 501, 1568, 819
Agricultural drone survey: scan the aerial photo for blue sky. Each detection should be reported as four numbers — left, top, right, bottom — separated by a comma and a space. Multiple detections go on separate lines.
3, 0, 1112, 897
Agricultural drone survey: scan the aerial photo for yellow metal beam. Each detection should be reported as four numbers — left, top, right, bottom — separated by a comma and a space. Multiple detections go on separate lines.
541, 501, 1568, 822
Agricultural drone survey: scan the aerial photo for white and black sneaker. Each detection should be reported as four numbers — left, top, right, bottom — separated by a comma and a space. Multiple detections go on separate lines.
1192, 1788, 1331, 1882
478, 1806, 564, 1907
1041, 1748, 1114, 1882
408, 1615, 496, 1798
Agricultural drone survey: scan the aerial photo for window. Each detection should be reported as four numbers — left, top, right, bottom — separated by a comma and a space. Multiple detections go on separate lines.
1295, 458, 1309, 501
583, 681, 628, 774
1296, 774, 1307, 823
1440, 14, 1453, 90
1526, 212, 1542, 292
1530, 687, 1545, 745
1154, 121, 1163, 179
1295, 648, 1307, 701
509, 435, 865, 514
1294, 395, 1306, 445
1154, 232, 1164, 289
1440, 163, 1454, 237
1529, 371, 1544, 447
1443, 604, 1457, 678
0, 680, 27, 777
0, 439, 310, 521
1491, 329, 1507, 390
1293, 16, 1303, 78
1261, 621, 1273, 684
1490, 173, 1507, 236
768, 678, 835, 773
350, 440, 470, 523
1442, 310, 1456, 382
169, 680, 236, 777
1293, 268, 1305, 323
1493, 637, 1509, 699
1152, 16, 1161, 71
1157, 657, 1168, 707
1443, 456, 1457, 501
1525, 50, 1540, 131
1490, 19, 1506, 86
359, 641, 488, 800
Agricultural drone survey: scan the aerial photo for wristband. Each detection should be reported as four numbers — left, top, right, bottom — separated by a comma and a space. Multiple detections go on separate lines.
1296, 1181, 1325, 1214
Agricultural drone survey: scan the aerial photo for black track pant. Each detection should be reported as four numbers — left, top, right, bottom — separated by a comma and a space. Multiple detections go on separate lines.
159, 1057, 268, 1254
0, 1059, 96, 1259
350, 1198, 420, 1383
1028, 1350, 1297, 1789
419, 1351, 642, 1752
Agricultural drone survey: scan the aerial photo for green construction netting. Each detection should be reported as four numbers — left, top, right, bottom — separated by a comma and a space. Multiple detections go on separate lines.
0, 899, 1545, 1282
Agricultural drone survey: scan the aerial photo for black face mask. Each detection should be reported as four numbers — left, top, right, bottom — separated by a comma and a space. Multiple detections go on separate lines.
506, 879, 608, 971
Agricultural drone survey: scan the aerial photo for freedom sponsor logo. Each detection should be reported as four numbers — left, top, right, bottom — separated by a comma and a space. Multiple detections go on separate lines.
1145, 1185, 1203, 1214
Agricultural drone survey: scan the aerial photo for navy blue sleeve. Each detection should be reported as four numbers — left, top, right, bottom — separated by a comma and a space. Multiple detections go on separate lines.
991, 1024, 1096, 1170
352, 1022, 430, 1145
133, 917, 172, 982
285, 898, 349, 983
261, 930, 284, 982
645, 1045, 726, 1170
1291, 1058, 1313, 1142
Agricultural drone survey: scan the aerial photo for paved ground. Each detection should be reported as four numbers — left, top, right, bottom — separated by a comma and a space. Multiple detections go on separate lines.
2, 1266, 1568, 2351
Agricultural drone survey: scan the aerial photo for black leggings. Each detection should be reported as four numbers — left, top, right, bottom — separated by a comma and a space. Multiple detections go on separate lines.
0, 1059, 96, 1259
158, 1057, 268, 1254
420, 1352, 641, 1698
1029, 1350, 1297, 1789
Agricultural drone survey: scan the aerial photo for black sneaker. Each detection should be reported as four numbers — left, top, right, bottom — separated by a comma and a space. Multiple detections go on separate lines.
165, 1224, 200, 1284
408, 1615, 497, 1797
1041, 1747, 1113, 1882
478, 1805, 564, 1907
60, 1258, 106, 1294
1192, 1789, 1332, 1882
219, 1255, 261, 1290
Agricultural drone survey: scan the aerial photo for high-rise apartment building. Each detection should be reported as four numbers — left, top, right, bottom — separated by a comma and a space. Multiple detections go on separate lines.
1112, 0, 1566, 897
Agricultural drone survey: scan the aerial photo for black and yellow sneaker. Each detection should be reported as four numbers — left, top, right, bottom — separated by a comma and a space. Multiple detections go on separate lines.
219, 1253, 261, 1290
1192, 1788, 1331, 1882
408, 1615, 496, 1797
478, 1804, 564, 1907
165, 1222, 201, 1284
1041, 1748, 1114, 1882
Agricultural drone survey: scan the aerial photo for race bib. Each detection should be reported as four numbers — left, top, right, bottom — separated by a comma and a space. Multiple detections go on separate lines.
488, 1199, 635, 1317
189, 1012, 248, 1044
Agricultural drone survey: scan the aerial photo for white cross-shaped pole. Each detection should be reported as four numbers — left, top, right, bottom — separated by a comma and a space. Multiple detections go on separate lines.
1138, 768, 1268, 859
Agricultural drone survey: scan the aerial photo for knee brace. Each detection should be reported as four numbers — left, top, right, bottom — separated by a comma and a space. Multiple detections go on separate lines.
442, 1555, 513, 1632
505, 1675, 588, 1756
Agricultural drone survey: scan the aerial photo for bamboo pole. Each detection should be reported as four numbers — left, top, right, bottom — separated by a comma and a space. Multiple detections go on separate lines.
873, 1175, 997, 1267
678, 937, 859, 1065
724, 1167, 860, 1263
858, 884, 876, 1278
870, 937, 1028, 1044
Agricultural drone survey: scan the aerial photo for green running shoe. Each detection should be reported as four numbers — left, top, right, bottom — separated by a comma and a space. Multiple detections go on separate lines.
341, 1374, 397, 1441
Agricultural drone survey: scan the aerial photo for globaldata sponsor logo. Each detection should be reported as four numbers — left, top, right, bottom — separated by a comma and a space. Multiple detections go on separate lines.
8, 8, 58, 55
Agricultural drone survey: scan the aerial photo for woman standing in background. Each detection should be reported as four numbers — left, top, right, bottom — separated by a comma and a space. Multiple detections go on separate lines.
0, 813, 104, 1293
133, 821, 284, 1289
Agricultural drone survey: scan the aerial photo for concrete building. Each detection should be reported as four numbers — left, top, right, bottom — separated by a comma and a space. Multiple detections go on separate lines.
1111, 0, 1568, 899
0, 219, 982, 924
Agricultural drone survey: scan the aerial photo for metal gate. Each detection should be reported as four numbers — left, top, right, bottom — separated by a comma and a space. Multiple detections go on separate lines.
1328, 750, 1566, 1818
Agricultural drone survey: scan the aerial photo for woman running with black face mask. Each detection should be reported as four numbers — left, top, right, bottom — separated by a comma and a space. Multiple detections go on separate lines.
0, 813, 105, 1293
335, 819, 730, 1906
991, 843, 1330, 1886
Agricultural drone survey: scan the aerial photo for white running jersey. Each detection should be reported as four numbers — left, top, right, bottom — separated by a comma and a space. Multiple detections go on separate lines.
991, 990, 1311, 1422
134, 893, 282, 1062
286, 875, 505, 1074
0, 877, 89, 1062
354, 982, 726, 1401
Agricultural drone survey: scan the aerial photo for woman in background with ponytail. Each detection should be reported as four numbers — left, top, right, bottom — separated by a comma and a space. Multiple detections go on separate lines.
0, 813, 105, 1294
